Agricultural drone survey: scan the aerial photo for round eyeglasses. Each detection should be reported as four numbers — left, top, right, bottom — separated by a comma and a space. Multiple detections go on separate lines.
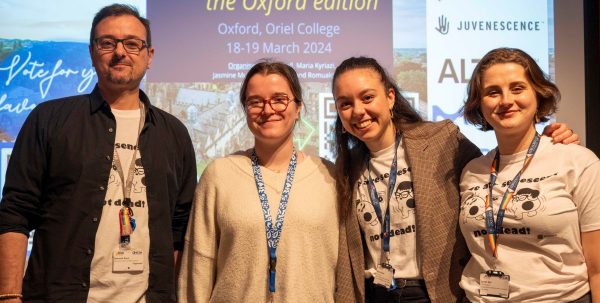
93, 37, 148, 54
245, 94, 294, 114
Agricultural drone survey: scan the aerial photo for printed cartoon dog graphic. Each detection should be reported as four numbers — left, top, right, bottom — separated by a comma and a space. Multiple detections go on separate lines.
461, 193, 486, 224
356, 189, 380, 227
510, 187, 542, 219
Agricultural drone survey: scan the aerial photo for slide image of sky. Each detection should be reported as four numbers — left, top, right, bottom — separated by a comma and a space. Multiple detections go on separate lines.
0, 0, 145, 41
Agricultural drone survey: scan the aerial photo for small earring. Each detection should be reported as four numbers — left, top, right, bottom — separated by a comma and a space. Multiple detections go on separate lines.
389, 109, 394, 119
341, 127, 347, 134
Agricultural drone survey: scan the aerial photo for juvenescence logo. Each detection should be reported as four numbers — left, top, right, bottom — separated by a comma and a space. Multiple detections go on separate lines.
455, 20, 543, 31
435, 15, 449, 35
435, 15, 544, 35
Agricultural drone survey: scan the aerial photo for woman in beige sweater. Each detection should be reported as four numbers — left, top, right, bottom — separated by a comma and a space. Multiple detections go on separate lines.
178, 61, 339, 303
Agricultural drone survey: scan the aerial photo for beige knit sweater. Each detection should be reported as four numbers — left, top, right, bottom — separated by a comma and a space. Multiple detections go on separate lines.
178, 151, 338, 303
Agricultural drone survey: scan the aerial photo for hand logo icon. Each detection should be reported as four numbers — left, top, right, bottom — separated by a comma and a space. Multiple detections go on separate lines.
436, 15, 449, 35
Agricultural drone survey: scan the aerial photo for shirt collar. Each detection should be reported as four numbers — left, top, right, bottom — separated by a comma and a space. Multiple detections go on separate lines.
89, 84, 156, 125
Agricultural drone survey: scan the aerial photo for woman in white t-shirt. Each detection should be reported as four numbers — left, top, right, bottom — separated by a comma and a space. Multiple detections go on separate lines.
460, 47, 600, 302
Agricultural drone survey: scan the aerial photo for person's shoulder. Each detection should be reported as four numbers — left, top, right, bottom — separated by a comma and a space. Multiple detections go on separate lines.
463, 151, 493, 174
307, 154, 335, 172
223, 150, 252, 167
297, 154, 336, 183
148, 105, 187, 130
32, 93, 90, 113
305, 154, 334, 169
146, 103, 193, 150
202, 150, 251, 178
425, 119, 460, 136
22, 94, 91, 129
542, 136, 599, 164
402, 120, 458, 139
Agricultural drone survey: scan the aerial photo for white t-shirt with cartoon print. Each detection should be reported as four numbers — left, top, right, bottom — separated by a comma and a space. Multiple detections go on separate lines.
87, 108, 150, 303
459, 135, 600, 302
354, 139, 422, 279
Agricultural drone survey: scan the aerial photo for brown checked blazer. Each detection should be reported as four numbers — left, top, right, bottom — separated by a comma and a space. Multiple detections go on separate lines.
335, 120, 482, 303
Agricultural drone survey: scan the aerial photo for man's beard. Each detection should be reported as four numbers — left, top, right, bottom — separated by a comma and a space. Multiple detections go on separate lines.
107, 70, 134, 85
106, 55, 138, 85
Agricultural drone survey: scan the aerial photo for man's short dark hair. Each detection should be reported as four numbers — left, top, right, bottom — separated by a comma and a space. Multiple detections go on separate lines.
89, 4, 151, 47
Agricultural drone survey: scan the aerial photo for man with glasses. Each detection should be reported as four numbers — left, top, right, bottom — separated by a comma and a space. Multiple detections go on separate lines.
0, 4, 196, 302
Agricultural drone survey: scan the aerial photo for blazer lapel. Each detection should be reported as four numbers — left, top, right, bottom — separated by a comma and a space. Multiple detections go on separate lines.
347, 200, 366, 299
402, 130, 435, 271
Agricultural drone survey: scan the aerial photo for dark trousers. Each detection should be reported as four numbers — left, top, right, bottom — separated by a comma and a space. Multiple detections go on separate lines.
365, 278, 431, 303
570, 292, 592, 303
462, 291, 591, 303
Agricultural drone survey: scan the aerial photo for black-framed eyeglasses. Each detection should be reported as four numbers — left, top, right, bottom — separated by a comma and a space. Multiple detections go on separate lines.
93, 37, 148, 54
395, 190, 411, 199
512, 195, 530, 201
245, 94, 294, 114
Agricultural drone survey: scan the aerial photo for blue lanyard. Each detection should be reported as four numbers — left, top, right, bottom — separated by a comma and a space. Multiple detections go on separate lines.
251, 148, 297, 294
366, 134, 400, 258
485, 133, 540, 257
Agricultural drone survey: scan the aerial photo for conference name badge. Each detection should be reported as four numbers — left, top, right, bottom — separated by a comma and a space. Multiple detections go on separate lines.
373, 263, 395, 289
479, 270, 510, 298
112, 247, 144, 272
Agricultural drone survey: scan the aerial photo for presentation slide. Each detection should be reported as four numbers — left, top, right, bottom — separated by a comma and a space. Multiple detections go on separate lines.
0, 0, 555, 195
